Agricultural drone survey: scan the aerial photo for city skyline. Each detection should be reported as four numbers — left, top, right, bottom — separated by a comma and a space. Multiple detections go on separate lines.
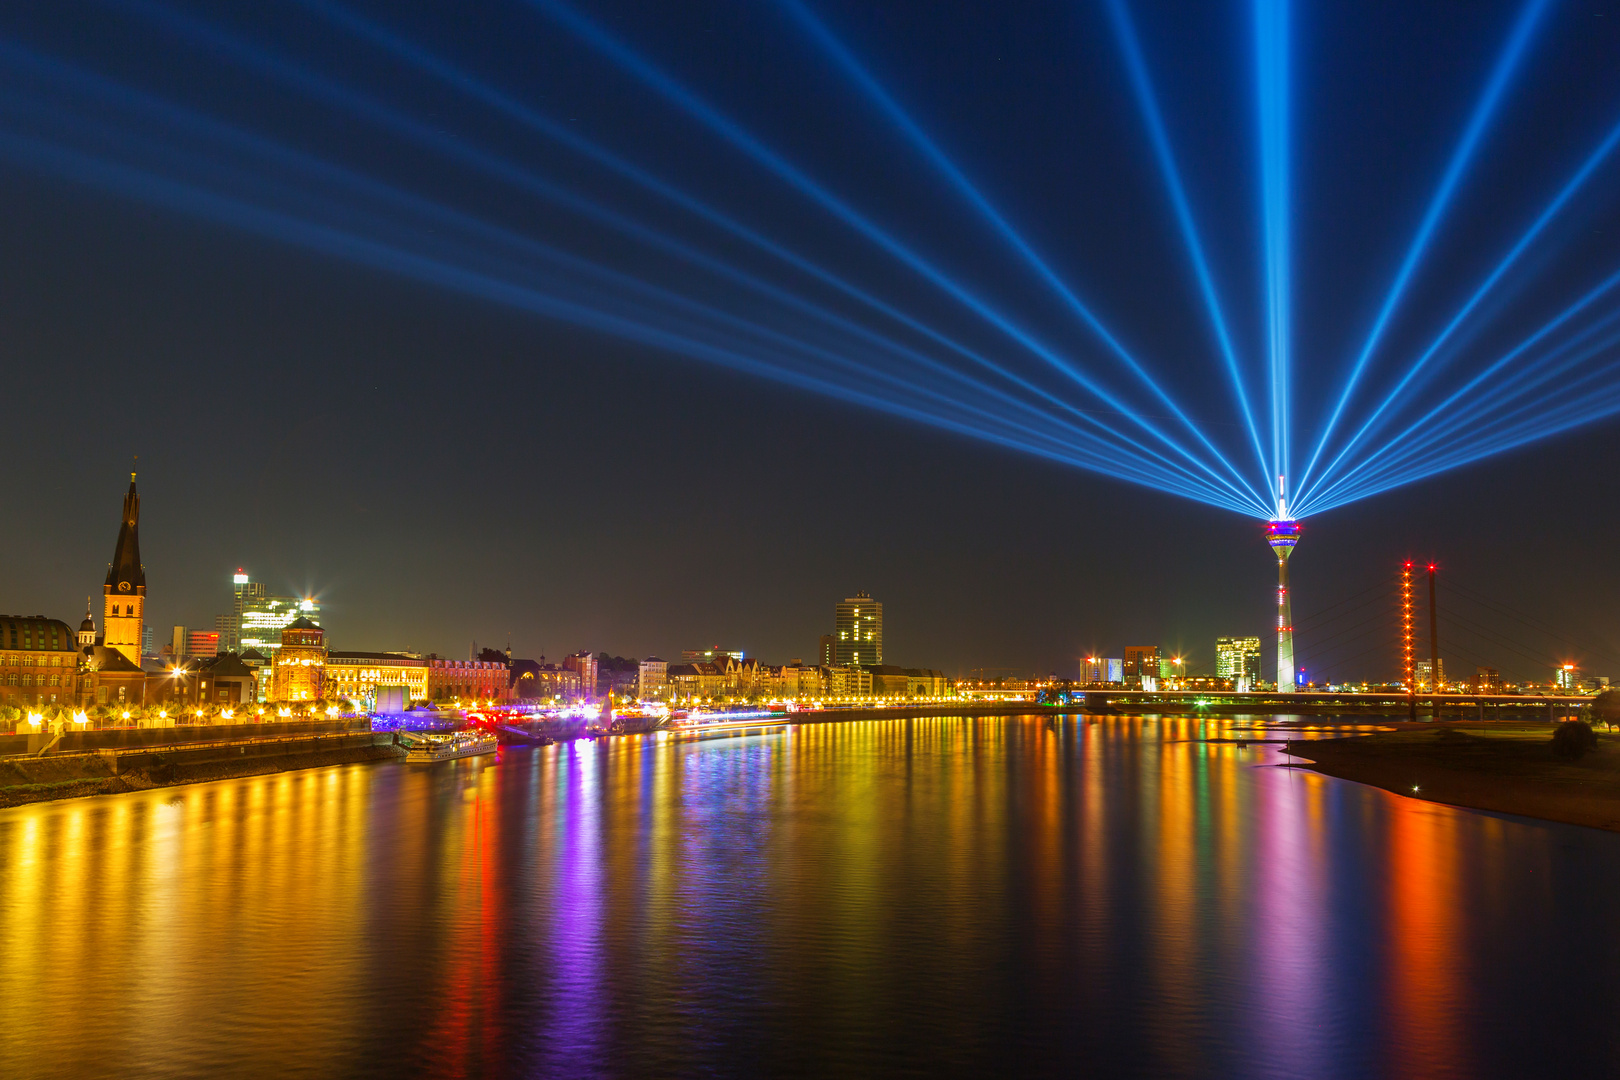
3, 0, 1620, 683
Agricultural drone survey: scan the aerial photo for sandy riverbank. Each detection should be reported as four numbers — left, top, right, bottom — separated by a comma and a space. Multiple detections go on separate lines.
1284, 722, 1620, 832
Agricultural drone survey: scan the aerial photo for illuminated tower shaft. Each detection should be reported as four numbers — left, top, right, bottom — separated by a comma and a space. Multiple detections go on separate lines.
1266, 520, 1302, 693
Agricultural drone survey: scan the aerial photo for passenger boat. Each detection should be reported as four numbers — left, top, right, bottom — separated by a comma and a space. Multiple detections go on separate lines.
403, 731, 498, 763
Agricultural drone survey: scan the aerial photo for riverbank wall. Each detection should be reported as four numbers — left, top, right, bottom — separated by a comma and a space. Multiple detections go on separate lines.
0, 730, 403, 808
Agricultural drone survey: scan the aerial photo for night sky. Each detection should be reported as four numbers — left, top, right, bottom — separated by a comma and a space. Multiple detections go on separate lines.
3, 0, 1619, 682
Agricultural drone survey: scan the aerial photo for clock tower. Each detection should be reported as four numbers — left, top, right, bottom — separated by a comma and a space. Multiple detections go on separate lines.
103, 472, 146, 668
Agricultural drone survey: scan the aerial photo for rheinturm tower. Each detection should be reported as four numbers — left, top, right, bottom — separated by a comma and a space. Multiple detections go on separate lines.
1265, 518, 1301, 693
103, 472, 146, 668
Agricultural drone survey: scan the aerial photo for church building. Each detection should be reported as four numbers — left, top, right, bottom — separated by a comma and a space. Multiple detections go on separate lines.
103, 472, 146, 669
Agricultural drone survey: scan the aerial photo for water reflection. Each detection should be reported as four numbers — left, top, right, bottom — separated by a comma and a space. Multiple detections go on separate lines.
1, 715, 1618, 1078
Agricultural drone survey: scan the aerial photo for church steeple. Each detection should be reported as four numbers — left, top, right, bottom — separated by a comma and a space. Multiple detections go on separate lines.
102, 470, 146, 668
105, 471, 145, 593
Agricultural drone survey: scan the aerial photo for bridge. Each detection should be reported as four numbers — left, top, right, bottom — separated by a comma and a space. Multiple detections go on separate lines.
1067, 689, 1595, 720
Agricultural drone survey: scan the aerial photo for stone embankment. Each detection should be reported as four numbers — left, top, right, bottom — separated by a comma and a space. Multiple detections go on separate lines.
0, 727, 403, 808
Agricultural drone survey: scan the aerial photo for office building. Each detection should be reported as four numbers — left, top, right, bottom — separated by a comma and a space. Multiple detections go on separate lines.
638, 657, 668, 699
101, 473, 146, 669
1415, 659, 1446, 693
187, 630, 219, 659
834, 592, 882, 667
1216, 637, 1263, 689
1123, 646, 1159, 686
240, 596, 320, 661
1555, 664, 1578, 692
227, 570, 266, 653
1474, 667, 1502, 694
563, 651, 598, 699
819, 634, 836, 667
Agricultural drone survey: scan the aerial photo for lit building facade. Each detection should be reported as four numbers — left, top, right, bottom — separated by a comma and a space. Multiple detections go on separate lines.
1123, 646, 1159, 687
325, 651, 428, 707
1415, 659, 1446, 693
0, 617, 79, 709
563, 651, 598, 699
240, 596, 320, 662
227, 570, 266, 653
271, 617, 327, 701
425, 658, 509, 703
102, 474, 146, 669
1081, 657, 1123, 685
638, 657, 668, 699
834, 592, 882, 667
1216, 637, 1263, 688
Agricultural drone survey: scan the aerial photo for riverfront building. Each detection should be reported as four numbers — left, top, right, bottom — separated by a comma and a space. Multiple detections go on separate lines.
0, 617, 81, 709
272, 617, 328, 701
834, 592, 882, 667
425, 657, 509, 703
326, 651, 428, 707
102, 474, 146, 669
638, 657, 668, 699
1216, 637, 1263, 689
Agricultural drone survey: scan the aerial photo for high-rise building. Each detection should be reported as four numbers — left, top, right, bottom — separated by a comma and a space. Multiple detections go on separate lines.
819, 635, 836, 668
101, 472, 146, 669
1216, 637, 1263, 688
563, 651, 598, 699
226, 570, 266, 653
638, 657, 668, 699
1473, 667, 1502, 694
834, 592, 882, 667
1555, 664, 1579, 692
239, 595, 319, 661
1415, 659, 1446, 692
1123, 646, 1159, 685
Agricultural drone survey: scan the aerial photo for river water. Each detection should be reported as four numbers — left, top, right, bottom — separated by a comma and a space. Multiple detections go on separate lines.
2, 715, 1618, 1078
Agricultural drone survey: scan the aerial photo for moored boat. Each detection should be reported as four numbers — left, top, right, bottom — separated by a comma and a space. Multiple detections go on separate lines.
403, 731, 498, 763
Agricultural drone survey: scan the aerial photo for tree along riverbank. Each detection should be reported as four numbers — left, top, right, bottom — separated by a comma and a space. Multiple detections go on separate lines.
1284, 722, 1620, 832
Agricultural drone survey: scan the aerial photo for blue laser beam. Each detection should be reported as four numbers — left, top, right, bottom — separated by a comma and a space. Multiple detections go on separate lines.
287, 0, 1227, 487
1306, 309, 1620, 509
1254, 0, 1290, 512
1295, 106, 1620, 509
1101, 0, 1269, 484
1295, 0, 1552, 499
523, 0, 1272, 515
112, 1, 1202, 482
3, 127, 1260, 506
775, 0, 1266, 506
1300, 261, 1620, 514
2, 36, 1265, 511
123, 0, 1268, 514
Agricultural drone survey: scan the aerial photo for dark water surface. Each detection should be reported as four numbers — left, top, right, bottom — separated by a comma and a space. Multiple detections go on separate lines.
3, 715, 1619, 1078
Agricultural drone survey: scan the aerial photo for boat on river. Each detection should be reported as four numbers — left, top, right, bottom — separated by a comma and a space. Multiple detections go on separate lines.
403, 731, 498, 763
